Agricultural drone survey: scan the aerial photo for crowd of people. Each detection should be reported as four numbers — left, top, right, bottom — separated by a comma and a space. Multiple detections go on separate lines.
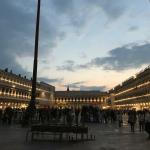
0, 106, 150, 136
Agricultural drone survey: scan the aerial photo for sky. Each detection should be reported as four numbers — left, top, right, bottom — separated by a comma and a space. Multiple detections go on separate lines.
1, 0, 150, 91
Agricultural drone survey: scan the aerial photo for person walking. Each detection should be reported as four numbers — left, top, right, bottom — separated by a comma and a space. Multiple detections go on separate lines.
128, 110, 137, 132
75, 108, 80, 126
118, 111, 123, 128
138, 111, 145, 132
145, 110, 150, 138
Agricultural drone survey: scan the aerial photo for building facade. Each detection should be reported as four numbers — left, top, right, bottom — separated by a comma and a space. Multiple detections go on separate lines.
109, 66, 150, 110
4, 65, 150, 111
55, 89, 108, 109
0, 69, 55, 109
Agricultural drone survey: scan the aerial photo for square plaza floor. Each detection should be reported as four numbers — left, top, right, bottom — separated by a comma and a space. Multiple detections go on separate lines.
0, 123, 150, 150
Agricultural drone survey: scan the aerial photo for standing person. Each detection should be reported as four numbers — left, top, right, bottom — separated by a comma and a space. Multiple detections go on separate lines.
103, 111, 108, 124
0, 109, 2, 124
99, 110, 103, 124
138, 111, 145, 132
128, 110, 137, 132
75, 108, 80, 126
66, 109, 74, 126
145, 110, 150, 139
118, 111, 123, 128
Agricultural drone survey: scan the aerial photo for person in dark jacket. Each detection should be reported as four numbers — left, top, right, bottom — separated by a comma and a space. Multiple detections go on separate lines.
128, 110, 137, 132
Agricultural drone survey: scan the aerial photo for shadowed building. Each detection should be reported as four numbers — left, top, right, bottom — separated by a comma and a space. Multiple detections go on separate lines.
0, 68, 55, 109
55, 88, 108, 109
109, 66, 150, 110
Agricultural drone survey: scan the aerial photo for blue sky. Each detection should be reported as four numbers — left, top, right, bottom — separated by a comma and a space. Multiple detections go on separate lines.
1, 0, 150, 91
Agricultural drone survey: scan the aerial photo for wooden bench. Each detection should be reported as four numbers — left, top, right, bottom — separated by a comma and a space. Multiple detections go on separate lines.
26, 124, 94, 142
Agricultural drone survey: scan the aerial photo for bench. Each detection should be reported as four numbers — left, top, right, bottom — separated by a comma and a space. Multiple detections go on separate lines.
26, 124, 94, 142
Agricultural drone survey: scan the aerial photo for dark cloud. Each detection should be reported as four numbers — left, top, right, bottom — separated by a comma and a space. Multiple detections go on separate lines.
80, 86, 107, 91
0, 0, 35, 74
58, 43, 150, 71
0, 0, 66, 74
51, 0, 128, 29
89, 43, 150, 70
64, 81, 86, 89
0, 0, 129, 75
87, 0, 127, 20
51, 0, 74, 14
51, 0, 89, 29
64, 81, 106, 91
57, 60, 75, 71
38, 77, 64, 84
68, 81, 86, 89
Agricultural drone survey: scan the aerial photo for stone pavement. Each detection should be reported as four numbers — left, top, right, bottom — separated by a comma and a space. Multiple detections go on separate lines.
0, 123, 150, 150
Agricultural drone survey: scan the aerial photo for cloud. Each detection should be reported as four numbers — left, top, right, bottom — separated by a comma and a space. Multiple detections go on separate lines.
79, 52, 87, 59
80, 86, 107, 91
0, 1, 35, 74
0, 0, 66, 74
51, 0, 128, 30
64, 81, 106, 91
89, 43, 150, 70
58, 42, 150, 71
51, 0, 74, 14
128, 26, 138, 31
67, 81, 86, 89
0, 0, 129, 75
38, 77, 64, 84
51, 0, 91, 29
64, 81, 86, 89
86, 0, 127, 20
57, 60, 76, 71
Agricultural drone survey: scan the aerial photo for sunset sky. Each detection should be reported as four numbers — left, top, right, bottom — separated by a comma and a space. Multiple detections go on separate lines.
1, 0, 150, 91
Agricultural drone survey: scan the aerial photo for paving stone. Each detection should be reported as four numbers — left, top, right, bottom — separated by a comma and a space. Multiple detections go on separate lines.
0, 124, 150, 150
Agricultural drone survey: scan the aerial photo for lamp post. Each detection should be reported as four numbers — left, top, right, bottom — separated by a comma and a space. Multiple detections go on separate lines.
29, 0, 41, 110
23, 0, 41, 125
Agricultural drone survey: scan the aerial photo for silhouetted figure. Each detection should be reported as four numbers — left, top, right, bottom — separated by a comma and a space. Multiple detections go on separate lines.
145, 111, 150, 138
66, 109, 73, 126
0, 109, 2, 123
75, 108, 80, 126
138, 111, 145, 132
118, 112, 123, 128
128, 111, 137, 132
